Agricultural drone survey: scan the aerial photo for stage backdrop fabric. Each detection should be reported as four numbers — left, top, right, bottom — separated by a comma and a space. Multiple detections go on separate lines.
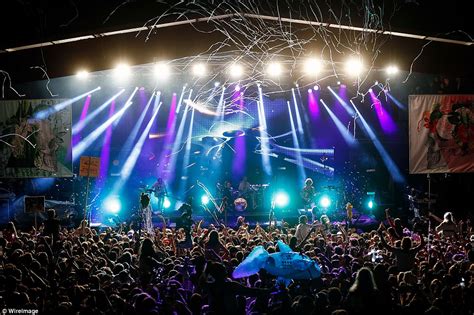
0, 99, 72, 178
409, 94, 474, 174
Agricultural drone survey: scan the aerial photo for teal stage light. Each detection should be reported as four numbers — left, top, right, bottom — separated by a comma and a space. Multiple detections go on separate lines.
368, 200, 374, 209
163, 197, 171, 209
104, 196, 121, 213
319, 196, 331, 208
201, 195, 210, 205
274, 192, 290, 208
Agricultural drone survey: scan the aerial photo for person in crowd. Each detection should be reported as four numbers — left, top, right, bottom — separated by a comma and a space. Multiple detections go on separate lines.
42, 208, 60, 242
295, 215, 312, 244
346, 267, 383, 315
378, 223, 425, 271
0, 203, 472, 315
429, 211, 458, 238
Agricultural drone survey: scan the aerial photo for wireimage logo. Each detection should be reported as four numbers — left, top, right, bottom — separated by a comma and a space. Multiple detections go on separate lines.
2, 310, 39, 314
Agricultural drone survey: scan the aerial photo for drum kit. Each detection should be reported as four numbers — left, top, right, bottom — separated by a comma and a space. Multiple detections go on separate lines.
216, 182, 269, 212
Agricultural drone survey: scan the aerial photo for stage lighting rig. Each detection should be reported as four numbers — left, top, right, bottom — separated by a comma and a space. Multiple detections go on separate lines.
304, 58, 323, 76
76, 70, 89, 79
153, 62, 171, 80
113, 63, 131, 80
229, 63, 244, 78
345, 57, 364, 77
385, 65, 399, 75
192, 63, 207, 77
267, 62, 283, 77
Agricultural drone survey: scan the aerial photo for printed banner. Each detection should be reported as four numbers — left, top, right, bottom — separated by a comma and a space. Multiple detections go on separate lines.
409, 95, 474, 174
0, 99, 73, 178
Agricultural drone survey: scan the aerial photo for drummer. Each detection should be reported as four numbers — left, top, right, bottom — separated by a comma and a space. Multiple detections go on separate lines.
238, 177, 251, 196
238, 176, 256, 209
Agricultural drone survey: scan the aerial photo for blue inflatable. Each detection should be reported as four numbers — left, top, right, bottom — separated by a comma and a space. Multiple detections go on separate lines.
232, 241, 321, 285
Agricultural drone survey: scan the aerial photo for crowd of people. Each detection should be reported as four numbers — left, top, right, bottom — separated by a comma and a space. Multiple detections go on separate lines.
0, 207, 473, 315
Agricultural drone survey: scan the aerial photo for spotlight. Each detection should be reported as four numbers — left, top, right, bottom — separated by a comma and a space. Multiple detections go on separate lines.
76, 70, 89, 79
153, 62, 171, 80
214, 81, 220, 87
319, 196, 331, 208
304, 58, 322, 75
314, 85, 320, 91
345, 57, 364, 77
274, 192, 289, 208
267, 62, 283, 77
104, 196, 121, 213
368, 200, 374, 209
234, 85, 241, 92
201, 195, 210, 205
308, 89, 313, 93
113, 63, 131, 80
337, 81, 341, 85
385, 65, 399, 75
163, 197, 171, 209
368, 88, 373, 93
229, 63, 244, 78
192, 63, 207, 77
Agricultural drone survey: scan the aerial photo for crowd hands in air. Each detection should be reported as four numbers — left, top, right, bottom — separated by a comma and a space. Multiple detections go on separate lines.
0, 207, 473, 315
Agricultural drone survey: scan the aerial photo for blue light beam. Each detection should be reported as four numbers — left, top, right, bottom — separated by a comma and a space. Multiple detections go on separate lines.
350, 100, 404, 183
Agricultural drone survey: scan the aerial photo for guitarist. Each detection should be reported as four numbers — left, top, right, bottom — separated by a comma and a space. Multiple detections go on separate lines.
152, 177, 167, 213
300, 178, 316, 222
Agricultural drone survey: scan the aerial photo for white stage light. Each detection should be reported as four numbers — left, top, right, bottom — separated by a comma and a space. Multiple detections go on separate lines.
76, 70, 89, 79
304, 58, 322, 75
192, 63, 207, 77
345, 57, 364, 77
386, 65, 399, 75
267, 62, 283, 77
229, 63, 244, 78
113, 63, 131, 79
153, 62, 171, 80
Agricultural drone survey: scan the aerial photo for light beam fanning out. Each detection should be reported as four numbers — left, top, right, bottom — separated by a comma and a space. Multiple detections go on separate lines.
287, 101, 306, 184
320, 99, 356, 146
257, 86, 272, 176
72, 89, 125, 135
72, 99, 134, 160
350, 100, 404, 183
327, 86, 355, 116
112, 97, 162, 193
34, 87, 100, 119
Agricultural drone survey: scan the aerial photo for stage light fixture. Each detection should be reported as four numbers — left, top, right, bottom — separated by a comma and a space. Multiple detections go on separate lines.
113, 63, 131, 79
368, 200, 374, 209
304, 58, 323, 75
267, 62, 283, 77
274, 192, 289, 208
163, 197, 171, 209
192, 63, 207, 77
385, 65, 399, 75
308, 89, 313, 93
229, 63, 244, 78
214, 81, 220, 87
345, 57, 364, 76
368, 88, 373, 93
153, 62, 171, 80
76, 70, 89, 79
337, 81, 341, 85
201, 195, 210, 205
104, 196, 121, 213
314, 85, 320, 91
234, 85, 241, 92
319, 196, 331, 208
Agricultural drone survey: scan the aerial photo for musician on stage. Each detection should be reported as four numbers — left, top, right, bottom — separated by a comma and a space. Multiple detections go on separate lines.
300, 178, 316, 221
238, 176, 250, 195
238, 176, 256, 209
152, 177, 167, 213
